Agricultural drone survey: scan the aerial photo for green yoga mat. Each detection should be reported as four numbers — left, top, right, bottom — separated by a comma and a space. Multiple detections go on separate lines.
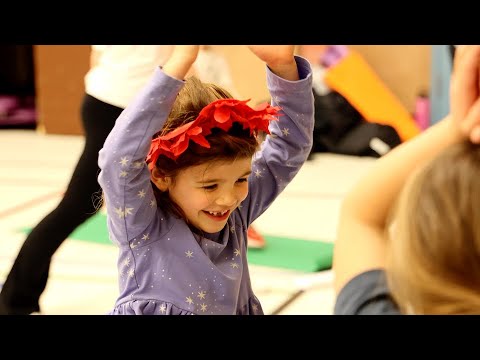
248, 236, 333, 272
22, 213, 333, 272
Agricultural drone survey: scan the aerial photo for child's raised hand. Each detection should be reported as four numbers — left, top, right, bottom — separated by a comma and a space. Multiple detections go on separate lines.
163, 45, 200, 81
450, 45, 480, 143
247, 45, 294, 65
247, 45, 299, 81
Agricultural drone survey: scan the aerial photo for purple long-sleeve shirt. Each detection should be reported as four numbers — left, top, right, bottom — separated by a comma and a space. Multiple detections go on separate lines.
98, 56, 314, 315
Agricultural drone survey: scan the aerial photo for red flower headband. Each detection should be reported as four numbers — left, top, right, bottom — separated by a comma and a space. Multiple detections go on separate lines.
146, 98, 281, 169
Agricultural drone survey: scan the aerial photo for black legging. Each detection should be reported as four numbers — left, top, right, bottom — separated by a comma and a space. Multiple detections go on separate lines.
0, 94, 123, 314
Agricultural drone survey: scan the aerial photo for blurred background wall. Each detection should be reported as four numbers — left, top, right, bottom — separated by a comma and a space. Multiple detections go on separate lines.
31, 45, 431, 136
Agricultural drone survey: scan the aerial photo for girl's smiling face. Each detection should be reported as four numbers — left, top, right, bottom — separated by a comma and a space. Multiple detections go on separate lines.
155, 157, 252, 234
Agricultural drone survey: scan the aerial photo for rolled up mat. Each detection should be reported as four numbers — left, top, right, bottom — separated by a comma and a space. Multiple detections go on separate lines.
324, 49, 420, 142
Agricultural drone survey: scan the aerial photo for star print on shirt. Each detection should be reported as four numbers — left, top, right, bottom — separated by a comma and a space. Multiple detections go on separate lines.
119, 157, 129, 166
281, 127, 290, 136
119, 170, 128, 178
186, 297, 194, 305
197, 291, 206, 299
141, 233, 150, 241
133, 161, 143, 169
150, 199, 156, 208
254, 169, 262, 178
159, 304, 166, 313
137, 189, 146, 198
200, 303, 207, 312
185, 250, 194, 258
234, 249, 241, 256
230, 262, 239, 269
114, 207, 124, 219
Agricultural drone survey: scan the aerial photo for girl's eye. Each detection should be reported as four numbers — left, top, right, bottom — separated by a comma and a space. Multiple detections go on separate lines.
203, 184, 217, 191
237, 178, 248, 184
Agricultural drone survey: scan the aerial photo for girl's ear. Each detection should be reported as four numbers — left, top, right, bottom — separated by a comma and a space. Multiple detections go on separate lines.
151, 168, 171, 192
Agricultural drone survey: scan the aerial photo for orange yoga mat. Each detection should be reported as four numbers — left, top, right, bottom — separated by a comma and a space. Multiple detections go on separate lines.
324, 49, 420, 141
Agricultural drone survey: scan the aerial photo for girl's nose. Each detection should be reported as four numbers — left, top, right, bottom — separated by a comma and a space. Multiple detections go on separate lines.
216, 190, 237, 207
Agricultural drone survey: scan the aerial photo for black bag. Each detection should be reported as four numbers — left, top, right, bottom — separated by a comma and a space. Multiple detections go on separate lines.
310, 89, 401, 158
311, 90, 363, 153
333, 122, 401, 157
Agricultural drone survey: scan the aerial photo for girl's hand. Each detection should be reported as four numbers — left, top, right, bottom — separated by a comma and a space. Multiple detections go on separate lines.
247, 45, 299, 81
163, 45, 200, 81
449, 45, 480, 143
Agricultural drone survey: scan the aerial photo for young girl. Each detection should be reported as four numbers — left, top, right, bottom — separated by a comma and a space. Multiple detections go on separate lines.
98, 45, 314, 315
333, 45, 480, 315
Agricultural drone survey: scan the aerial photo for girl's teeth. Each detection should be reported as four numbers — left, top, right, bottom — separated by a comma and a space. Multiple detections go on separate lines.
208, 210, 227, 216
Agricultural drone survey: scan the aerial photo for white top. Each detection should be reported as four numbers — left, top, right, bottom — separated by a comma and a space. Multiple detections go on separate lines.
84, 45, 174, 108
85, 45, 239, 109
194, 48, 239, 97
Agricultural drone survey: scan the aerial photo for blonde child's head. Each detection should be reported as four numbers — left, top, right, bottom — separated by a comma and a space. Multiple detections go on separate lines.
386, 141, 480, 314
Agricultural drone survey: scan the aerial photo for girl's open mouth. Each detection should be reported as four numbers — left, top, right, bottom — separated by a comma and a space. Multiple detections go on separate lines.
203, 209, 230, 221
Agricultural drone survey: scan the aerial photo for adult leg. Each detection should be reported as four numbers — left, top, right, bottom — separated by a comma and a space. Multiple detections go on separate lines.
0, 94, 122, 314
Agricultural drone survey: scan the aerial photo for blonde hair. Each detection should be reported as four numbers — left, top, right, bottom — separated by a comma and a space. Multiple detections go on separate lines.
386, 141, 480, 314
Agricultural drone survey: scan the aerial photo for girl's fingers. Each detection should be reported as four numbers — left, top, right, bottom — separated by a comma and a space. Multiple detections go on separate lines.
451, 46, 480, 125
470, 125, 480, 144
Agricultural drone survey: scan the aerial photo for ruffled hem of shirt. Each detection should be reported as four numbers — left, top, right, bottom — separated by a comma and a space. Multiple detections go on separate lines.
109, 296, 263, 315
109, 300, 195, 315
237, 296, 264, 315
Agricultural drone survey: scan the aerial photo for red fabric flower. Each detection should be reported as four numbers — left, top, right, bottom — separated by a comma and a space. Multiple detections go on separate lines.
146, 99, 281, 169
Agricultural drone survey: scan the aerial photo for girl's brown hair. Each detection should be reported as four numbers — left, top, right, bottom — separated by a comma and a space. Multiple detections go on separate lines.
386, 141, 480, 314
151, 76, 261, 217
